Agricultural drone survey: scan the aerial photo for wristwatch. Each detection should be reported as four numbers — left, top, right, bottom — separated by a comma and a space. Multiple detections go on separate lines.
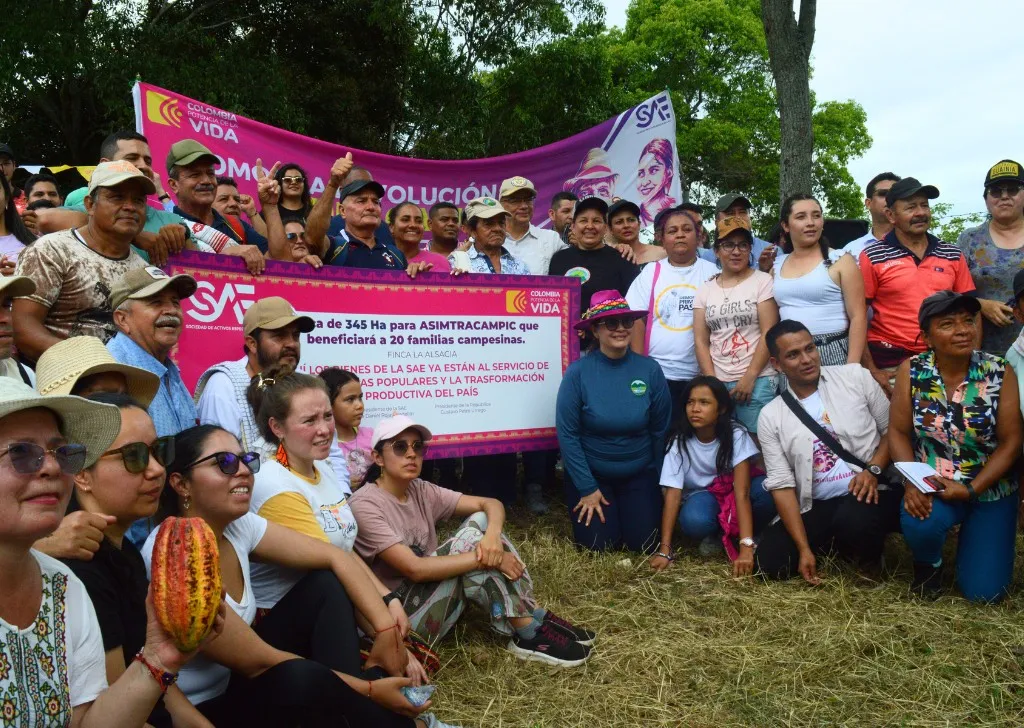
739, 537, 756, 549
867, 465, 883, 477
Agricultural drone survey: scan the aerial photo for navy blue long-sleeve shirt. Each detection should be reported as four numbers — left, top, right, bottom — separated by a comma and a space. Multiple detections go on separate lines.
556, 349, 672, 496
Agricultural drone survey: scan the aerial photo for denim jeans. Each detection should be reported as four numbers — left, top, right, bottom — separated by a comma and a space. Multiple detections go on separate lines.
723, 376, 778, 434
676, 474, 775, 540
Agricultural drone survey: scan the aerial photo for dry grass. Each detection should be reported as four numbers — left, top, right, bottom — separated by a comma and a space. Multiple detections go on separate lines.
429, 508, 1024, 727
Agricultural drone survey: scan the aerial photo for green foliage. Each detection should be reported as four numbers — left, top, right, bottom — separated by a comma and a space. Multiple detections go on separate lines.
931, 202, 986, 243
0, 0, 870, 224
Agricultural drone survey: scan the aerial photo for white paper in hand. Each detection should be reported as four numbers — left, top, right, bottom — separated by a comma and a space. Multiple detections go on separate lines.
894, 462, 944, 494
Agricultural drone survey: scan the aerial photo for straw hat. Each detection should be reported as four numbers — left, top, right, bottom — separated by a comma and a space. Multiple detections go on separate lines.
0, 378, 121, 468
35, 336, 160, 406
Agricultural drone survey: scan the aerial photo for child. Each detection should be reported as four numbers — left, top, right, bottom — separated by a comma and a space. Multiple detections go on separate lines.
320, 368, 374, 489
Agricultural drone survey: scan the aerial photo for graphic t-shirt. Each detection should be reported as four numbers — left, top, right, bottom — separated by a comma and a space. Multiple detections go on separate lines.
548, 244, 640, 311
659, 426, 759, 490
626, 258, 719, 381
692, 270, 776, 382
15, 228, 145, 345
799, 391, 855, 500
249, 460, 357, 608
331, 426, 374, 487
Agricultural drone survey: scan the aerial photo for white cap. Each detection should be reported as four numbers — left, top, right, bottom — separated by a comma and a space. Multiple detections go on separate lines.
370, 415, 433, 449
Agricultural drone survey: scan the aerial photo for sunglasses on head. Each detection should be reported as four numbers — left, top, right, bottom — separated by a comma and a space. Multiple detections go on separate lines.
599, 317, 635, 331
1, 442, 88, 475
185, 451, 261, 475
281, 175, 305, 184
101, 437, 174, 474
385, 440, 425, 457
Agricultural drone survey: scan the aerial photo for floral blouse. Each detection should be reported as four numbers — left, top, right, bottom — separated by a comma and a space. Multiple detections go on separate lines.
909, 349, 1016, 502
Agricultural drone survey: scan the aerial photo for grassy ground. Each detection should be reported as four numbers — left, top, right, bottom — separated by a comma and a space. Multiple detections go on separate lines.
429, 507, 1024, 727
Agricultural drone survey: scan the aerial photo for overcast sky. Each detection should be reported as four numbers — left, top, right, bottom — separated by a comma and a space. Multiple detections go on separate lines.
602, 0, 1019, 218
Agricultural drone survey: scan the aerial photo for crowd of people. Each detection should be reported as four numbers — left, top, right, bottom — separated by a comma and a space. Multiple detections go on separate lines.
2, 129, 1024, 727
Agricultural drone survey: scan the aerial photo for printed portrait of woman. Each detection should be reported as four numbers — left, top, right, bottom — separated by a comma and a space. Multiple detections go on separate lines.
635, 138, 678, 226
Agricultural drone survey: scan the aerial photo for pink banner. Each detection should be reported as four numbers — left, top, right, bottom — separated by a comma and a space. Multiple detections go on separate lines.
167, 252, 581, 458
134, 82, 682, 229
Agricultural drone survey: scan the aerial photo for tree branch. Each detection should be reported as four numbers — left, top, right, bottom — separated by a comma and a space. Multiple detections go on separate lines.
796, 0, 817, 60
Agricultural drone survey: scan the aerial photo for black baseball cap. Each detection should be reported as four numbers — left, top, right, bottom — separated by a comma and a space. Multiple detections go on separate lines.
607, 199, 641, 221
984, 159, 1024, 188
715, 193, 751, 215
0, 144, 14, 162
573, 196, 609, 221
885, 177, 939, 207
918, 291, 980, 331
340, 179, 385, 201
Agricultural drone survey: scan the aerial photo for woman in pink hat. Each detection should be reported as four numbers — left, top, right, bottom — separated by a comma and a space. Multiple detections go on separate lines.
556, 290, 672, 553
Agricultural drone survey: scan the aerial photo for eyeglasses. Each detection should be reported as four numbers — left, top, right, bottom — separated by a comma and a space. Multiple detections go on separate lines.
101, 437, 174, 474
281, 176, 305, 184
286, 232, 307, 242
988, 184, 1022, 199
599, 317, 635, 331
1, 442, 87, 475
386, 440, 425, 457
718, 241, 752, 252
185, 451, 261, 475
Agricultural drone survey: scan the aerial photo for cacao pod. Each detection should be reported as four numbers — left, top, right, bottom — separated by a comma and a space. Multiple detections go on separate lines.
150, 516, 222, 653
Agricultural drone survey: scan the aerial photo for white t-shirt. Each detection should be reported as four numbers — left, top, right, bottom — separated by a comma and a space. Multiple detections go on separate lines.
249, 460, 356, 608
0, 551, 108, 722
142, 513, 267, 705
799, 391, 855, 500
503, 224, 567, 275
626, 258, 719, 381
660, 427, 759, 490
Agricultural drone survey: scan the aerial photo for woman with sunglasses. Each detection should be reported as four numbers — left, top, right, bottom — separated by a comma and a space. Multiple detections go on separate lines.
148, 424, 456, 727
0, 378, 220, 727
556, 290, 671, 554
350, 415, 594, 667
60, 392, 209, 727
693, 215, 780, 438
272, 163, 313, 220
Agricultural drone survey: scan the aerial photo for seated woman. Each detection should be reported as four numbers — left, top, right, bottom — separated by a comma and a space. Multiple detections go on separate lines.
0, 378, 213, 727
350, 415, 594, 667
319, 367, 374, 489
151, 424, 455, 727
650, 377, 776, 573
556, 290, 671, 553
61, 393, 207, 728
893, 292, 1023, 602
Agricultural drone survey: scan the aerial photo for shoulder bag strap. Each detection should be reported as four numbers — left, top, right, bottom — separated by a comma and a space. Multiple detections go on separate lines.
780, 389, 867, 470
643, 261, 661, 356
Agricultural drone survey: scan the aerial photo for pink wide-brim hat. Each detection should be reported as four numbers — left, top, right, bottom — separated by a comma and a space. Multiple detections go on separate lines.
574, 289, 648, 331
565, 148, 620, 185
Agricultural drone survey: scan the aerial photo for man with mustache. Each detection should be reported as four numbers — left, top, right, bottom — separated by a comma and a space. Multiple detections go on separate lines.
13, 161, 151, 362
195, 296, 315, 453
859, 178, 975, 396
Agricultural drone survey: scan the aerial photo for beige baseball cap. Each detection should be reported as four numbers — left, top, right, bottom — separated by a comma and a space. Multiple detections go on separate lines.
0, 275, 35, 299
498, 176, 537, 199
87, 160, 157, 196
36, 336, 160, 407
242, 296, 316, 336
110, 266, 198, 311
463, 197, 510, 221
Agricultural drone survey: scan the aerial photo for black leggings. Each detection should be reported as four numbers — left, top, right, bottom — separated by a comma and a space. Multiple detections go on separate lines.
196, 570, 413, 727
756, 491, 902, 579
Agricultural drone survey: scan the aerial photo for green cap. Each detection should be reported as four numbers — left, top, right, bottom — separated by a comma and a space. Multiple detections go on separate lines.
165, 139, 218, 175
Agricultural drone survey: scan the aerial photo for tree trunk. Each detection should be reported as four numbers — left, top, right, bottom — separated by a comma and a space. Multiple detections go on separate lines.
761, 0, 816, 205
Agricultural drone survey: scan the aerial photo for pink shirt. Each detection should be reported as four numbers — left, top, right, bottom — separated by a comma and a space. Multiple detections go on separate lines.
408, 248, 451, 273
336, 426, 374, 485
693, 270, 776, 382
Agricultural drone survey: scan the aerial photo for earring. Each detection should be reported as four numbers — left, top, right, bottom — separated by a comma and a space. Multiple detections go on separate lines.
183, 494, 192, 511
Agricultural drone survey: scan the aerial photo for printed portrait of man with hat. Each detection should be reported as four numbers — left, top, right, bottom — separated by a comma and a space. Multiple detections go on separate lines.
564, 148, 619, 201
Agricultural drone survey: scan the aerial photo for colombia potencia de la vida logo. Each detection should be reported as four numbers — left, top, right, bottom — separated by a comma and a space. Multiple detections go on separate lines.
146, 91, 182, 128
146, 89, 240, 143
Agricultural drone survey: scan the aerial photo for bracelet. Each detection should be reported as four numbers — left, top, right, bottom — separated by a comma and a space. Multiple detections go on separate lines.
655, 551, 674, 561
383, 590, 401, 604
134, 650, 177, 694
157, 193, 170, 201
965, 482, 978, 501
375, 622, 400, 637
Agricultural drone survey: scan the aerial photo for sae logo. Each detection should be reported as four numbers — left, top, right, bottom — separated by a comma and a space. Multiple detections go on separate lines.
187, 281, 256, 324
146, 91, 182, 128
635, 94, 671, 129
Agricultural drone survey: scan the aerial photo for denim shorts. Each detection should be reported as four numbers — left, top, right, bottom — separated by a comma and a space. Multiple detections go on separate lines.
724, 375, 778, 434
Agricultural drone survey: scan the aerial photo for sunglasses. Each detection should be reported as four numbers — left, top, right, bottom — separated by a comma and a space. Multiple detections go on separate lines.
599, 317, 635, 331
386, 440, 425, 457
988, 184, 1022, 199
101, 437, 174, 474
718, 241, 752, 252
1, 442, 88, 475
281, 175, 305, 184
186, 451, 262, 475
286, 232, 306, 242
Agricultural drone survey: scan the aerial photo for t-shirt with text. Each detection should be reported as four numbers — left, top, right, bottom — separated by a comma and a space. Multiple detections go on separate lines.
693, 270, 776, 382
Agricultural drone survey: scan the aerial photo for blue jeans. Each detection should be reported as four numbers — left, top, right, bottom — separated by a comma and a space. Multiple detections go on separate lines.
564, 469, 661, 553
677, 475, 776, 540
723, 376, 778, 434
900, 491, 1019, 603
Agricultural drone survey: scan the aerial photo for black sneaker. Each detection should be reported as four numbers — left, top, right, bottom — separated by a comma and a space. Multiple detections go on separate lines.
911, 561, 944, 599
541, 611, 595, 646
508, 623, 591, 667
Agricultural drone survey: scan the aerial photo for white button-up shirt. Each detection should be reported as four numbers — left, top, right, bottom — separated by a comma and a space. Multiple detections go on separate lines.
503, 224, 567, 275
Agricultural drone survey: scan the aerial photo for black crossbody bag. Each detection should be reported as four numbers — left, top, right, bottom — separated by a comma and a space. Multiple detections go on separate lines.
781, 390, 902, 489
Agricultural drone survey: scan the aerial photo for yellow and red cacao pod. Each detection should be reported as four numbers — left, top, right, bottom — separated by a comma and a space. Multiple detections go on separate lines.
150, 516, 222, 653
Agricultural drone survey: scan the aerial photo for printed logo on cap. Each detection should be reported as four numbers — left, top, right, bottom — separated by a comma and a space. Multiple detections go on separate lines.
630, 379, 648, 396
991, 161, 1021, 179
144, 266, 170, 280
509, 176, 529, 187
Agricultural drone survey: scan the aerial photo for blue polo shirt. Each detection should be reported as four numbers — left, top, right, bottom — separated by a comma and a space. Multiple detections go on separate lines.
173, 206, 268, 253
325, 229, 407, 270
326, 216, 395, 248
106, 333, 198, 437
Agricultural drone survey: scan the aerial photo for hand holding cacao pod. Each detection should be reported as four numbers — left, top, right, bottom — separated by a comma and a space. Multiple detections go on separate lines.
150, 517, 223, 653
